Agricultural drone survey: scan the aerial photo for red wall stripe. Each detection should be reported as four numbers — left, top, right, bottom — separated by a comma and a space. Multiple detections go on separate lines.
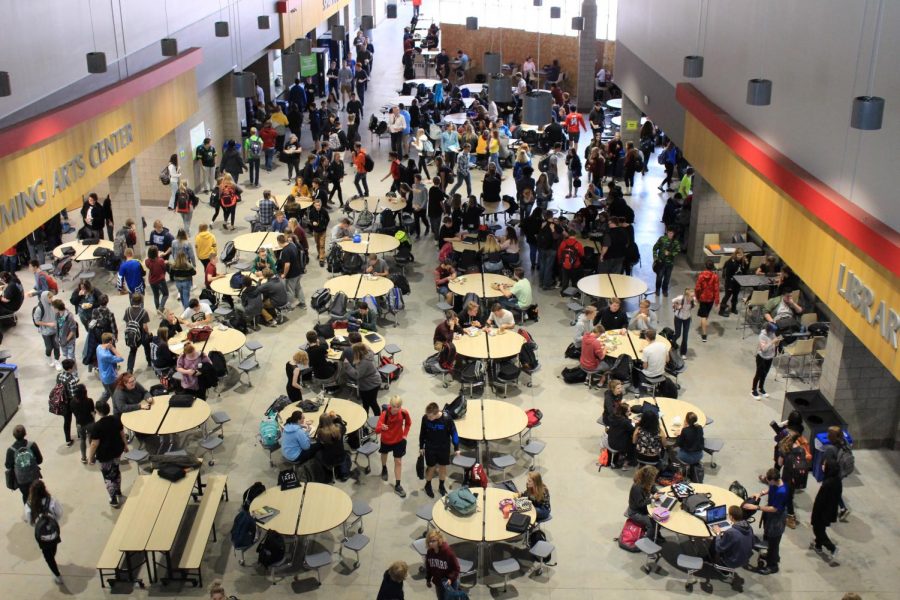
0, 48, 204, 159
676, 83, 900, 279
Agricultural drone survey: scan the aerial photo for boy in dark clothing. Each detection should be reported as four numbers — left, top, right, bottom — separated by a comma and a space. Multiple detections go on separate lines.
707, 505, 754, 568
5, 424, 43, 503
419, 402, 459, 498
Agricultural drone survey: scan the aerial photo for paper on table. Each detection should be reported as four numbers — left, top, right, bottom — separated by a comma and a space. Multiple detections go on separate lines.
170, 342, 185, 353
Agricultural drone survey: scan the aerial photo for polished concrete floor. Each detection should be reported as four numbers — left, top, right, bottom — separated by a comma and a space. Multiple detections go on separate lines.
2, 5, 899, 599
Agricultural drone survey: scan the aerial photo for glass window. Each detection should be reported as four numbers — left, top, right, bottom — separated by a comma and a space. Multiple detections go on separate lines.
434, 0, 616, 39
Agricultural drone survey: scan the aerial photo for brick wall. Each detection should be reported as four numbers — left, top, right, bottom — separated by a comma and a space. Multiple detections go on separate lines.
687, 176, 748, 268
440, 24, 614, 101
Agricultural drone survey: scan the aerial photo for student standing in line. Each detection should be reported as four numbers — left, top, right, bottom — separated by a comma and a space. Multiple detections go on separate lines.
6, 424, 44, 504
375, 396, 412, 498
24, 480, 64, 584
70, 384, 95, 464
810, 460, 842, 566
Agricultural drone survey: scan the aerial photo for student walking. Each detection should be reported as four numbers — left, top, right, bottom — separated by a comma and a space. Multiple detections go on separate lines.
70, 384, 95, 464
419, 402, 460, 499
24, 480, 64, 584
810, 461, 842, 566
87, 401, 128, 507
375, 396, 412, 498
6, 424, 44, 504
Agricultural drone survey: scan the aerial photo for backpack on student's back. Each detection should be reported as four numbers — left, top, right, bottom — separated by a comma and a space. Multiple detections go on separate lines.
256, 530, 286, 568
34, 500, 61, 544
444, 487, 478, 516
13, 443, 40, 485
836, 444, 855, 478
124, 309, 146, 349
248, 138, 263, 158
364, 154, 375, 172
230, 509, 257, 552
259, 416, 281, 449
31, 303, 44, 327
616, 518, 645, 553
386, 288, 404, 313
783, 445, 810, 490
48, 383, 66, 416
159, 165, 171, 185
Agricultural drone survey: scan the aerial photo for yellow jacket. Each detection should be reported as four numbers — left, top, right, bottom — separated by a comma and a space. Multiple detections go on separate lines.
194, 231, 218, 260
475, 135, 489, 155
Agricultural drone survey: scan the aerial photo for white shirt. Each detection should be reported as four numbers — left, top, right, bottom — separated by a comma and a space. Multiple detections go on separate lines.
388, 112, 406, 134
23, 497, 63, 524
514, 79, 527, 97
487, 309, 514, 329
629, 310, 658, 331
167, 163, 182, 182
597, 68, 607, 84
180, 305, 212, 323
641, 340, 668, 377
671, 295, 695, 320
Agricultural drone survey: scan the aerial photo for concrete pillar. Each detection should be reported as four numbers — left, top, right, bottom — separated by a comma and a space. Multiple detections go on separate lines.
576, 0, 598, 112
686, 175, 747, 268
217, 76, 243, 144
107, 160, 145, 258
620, 94, 642, 148
247, 53, 274, 105
818, 319, 900, 449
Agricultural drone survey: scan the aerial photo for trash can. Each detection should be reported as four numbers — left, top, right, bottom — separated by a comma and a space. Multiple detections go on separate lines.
812, 430, 853, 482
0, 364, 20, 432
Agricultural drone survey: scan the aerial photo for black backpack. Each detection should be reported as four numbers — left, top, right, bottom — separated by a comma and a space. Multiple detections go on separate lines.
124, 308, 146, 349
518, 343, 539, 373
314, 322, 335, 340
328, 291, 349, 317
341, 253, 363, 275
311, 288, 332, 313
561, 366, 587, 384
389, 272, 411, 295
326, 245, 344, 273
783, 446, 809, 490
221, 241, 237, 265
495, 360, 521, 380
230, 509, 257, 550
242, 481, 266, 510
444, 394, 467, 419
208, 350, 228, 378
257, 530, 286, 567
34, 499, 61, 543
607, 354, 633, 382
364, 153, 375, 172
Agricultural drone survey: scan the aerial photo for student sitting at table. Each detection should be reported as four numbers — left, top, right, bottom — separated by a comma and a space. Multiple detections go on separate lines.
434, 259, 456, 306
305, 330, 339, 383
626, 466, 664, 542
596, 297, 629, 330
633, 409, 665, 469
433, 310, 462, 351
149, 326, 177, 375
495, 267, 533, 312
705, 505, 754, 568
628, 299, 658, 332
349, 302, 378, 332
485, 303, 515, 331
460, 196, 484, 231
602, 378, 625, 426
764, 293, 803, 336
111, 372, 151, 415
179, 298, 213, 327
756, 255, 780, 277
159, 309, 183, 336
364, 253, 389, 277
675, 411, 705, 470
281, 410, 315, 465
270, 210, 289, 233
291, 176, 310, 199
481, 234, 504, 273
519, 471, 551, 522
572, 305, 598, 346
606, 403, 636, 467
250, 247, 277, 274
457, 300, 484, 329
580, 325, 610, 376
258, 268, 290, 320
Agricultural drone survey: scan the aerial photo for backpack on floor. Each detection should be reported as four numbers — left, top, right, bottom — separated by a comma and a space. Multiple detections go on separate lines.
608, 354, 632, 382
326, 245, 343, 273
494, 359, 521, 381
208, 350, 228, 379
258, 416, 281, 449
423, 352, 444, 375
257, 530, 286, 568
356, 208, 375, 229
362, 294, 379, 316
265, 395, 293, 417
561, 366, 586, 384
729, 480, 749, 501
386, 288, 404, 313
564, 342, 581, 359
230, 509, 257, 550
616, 518, 645, 553
518, 343, 538, 373
48, 383, 66, 416
389, 272, 411, 295
328, 291, 349, 318
525, 408, 543, 428
438, 342, 457, 371
463, 463, 488, 488
311, 288, 332, 313
52, 258, 73, 280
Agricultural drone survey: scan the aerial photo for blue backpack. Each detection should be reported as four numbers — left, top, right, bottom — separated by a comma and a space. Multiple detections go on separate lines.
230, 509, 257, 550
386, 288, 404, 312
259, 416, 280, 449
362, 294, 379, 316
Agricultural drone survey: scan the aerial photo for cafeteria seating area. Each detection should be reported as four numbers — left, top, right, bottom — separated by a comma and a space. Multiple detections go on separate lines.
0, 2, 897, 599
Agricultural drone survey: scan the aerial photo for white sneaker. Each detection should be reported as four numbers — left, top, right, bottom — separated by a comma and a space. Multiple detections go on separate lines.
751, 391, 760, 400
48, 358, 57, 367
54, 361, 63, 371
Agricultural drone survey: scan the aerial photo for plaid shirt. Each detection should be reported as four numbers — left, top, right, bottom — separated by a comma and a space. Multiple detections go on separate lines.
56, 371, 79, 403
257, 198, 277, 226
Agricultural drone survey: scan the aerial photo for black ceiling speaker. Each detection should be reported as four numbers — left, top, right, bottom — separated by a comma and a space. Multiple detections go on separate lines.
467, 17, 478, 30
215, 21, 230, 37
258, 16, 270, 29
86, 52, 107, 73
161, 38, 178, 56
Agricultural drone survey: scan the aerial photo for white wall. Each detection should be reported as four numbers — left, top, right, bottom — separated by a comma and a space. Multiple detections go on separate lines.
617, 0, 900, 234
0, 0, 279, 125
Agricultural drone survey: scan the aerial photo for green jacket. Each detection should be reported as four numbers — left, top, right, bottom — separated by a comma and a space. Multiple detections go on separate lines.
653, 235, 681, 265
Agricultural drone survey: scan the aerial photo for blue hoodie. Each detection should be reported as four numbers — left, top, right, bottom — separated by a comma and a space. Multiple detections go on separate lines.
281, 423, 311, 461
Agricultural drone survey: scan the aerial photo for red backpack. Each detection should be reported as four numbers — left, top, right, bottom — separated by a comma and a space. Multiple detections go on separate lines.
438, 342, 457, 371
469, 463, 488, 488
219, 185, 238, 208
48, 383, 66, 415
379, 355, 404, 381
525, 408, 543, 428
616, 518, 645, 552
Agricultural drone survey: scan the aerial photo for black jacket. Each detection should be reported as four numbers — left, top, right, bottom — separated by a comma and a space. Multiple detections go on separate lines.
676, 424, 705, 454
419, 414, 459, 453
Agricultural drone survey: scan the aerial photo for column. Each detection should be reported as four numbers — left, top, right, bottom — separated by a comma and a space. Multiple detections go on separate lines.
576, 0, 598, 112
818, 319, 900, 449
247, 53, 274, 105
619, 94, 642, 148
107, 160, 146, 257
686, 175, 747, 268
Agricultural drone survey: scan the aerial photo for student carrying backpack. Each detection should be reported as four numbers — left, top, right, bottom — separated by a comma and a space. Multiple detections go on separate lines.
124, 309, 146, 349
7, 427, 43, 502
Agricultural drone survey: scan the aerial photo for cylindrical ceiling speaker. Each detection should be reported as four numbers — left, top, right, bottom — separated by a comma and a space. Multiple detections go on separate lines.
0, 72, 10, 97
258, 16, 270, 29
746, 78, 772, 106
161, 38, 178, 56
332, 25, 346, 40
489, 75, 513, 104
850, 96, 885, 130
231, 71, 256, 98
550, 7, 561, 18
523, 91, 553, 126
483, 52, 502, 76
86, 52, 107, 73
215, 21, 230, 37
572, 17, 584, 30
296, 38, 312, 56
386, 4, 397, 19
533, 0, 542, 5
683, 55, 704, 78
281, 51, 301, 83
466, 17, 478, 30
361, 15, 375, 30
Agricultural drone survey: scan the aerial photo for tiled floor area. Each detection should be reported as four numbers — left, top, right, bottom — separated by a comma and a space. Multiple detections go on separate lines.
1, 5, 898, 599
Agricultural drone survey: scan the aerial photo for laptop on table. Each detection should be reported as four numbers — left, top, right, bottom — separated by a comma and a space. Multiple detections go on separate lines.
704, 504, 732, 534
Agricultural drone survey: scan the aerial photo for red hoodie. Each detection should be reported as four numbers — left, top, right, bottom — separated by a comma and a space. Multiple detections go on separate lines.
375, 408, 412, 445
426, 542, 460, 586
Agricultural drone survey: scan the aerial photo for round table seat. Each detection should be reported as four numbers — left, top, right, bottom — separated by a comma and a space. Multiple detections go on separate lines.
339, 233, 400, 255
577, 274, 648, 299
447, 274, 514, 299
325, 274, 394, 299
170, 326, 247, 355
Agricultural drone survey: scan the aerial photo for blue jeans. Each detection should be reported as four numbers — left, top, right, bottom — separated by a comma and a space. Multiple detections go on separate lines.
435, 579, 460, 600
535, 506, 551, 522
175, 279, 191, 309
450, 171, 472, 197
264, 148, 275, 170
538, 249, 556, 288
498, 296, 520, 311
677, 448, 704, 465
354, 173, 369, 196
673, 316, 690, 355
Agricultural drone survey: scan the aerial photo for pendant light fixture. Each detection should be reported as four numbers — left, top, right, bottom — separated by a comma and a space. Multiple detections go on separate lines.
683, 0, 706, 77
215, 21, 230, 36
386, 3, 397, 19
533, 0, 542, 6
85, 2, 107, 73
258, 16, 270, 29
466, 17, 478, 30
332, 25, 346, 41
572, 17, 584, 31
231, 71, 256, 97
296, 38, 312, 56
850, 0, 885, 130
361, 15, 375, 30
550, 7, 561, 18
161, 39, 178, 56
483, 52, 502, 76
746, 0, 770, 105
0, 71, 11, 97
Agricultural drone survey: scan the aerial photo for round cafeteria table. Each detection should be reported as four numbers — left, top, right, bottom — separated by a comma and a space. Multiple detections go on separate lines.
450, 239, 480, 253
249, 482, 352, 537
605, 98, 623, 109
448, 274, 514, 300
443, 113, 468, 126
651, 484, 744, 538
52, 239, 115, 261
600, 329, 671, 361
233, 231, 281, 253
625, 397, 706, 439
339, 233, 400, 255
405, 78, 441, 88
460, 83, 485, 94
432, 487, 536, 543
347, 196, 407, 214
453, 399, 528, 442
278, 397, 368, 438
209, 271, 259, 297
326, 327, 386, 358
610, 115, 648, 128
453, 329, 525, 360
481, 201, 510, 217
120, 394, 211, 437
170, 326, 247, 355
325, 274, 394, 299
577, 273, 648, 299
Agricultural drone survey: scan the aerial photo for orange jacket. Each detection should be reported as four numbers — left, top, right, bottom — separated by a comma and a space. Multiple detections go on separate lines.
353, 150, 367, 174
